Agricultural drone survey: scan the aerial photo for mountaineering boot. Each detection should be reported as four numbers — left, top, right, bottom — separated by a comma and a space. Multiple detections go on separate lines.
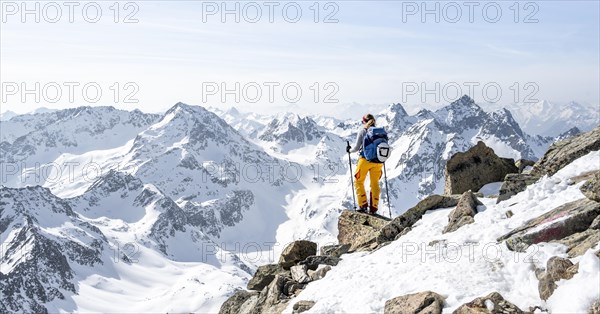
369, 206, 378, 215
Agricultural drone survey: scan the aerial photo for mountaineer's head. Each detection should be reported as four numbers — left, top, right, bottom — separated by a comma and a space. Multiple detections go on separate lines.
362, 114, 376, 128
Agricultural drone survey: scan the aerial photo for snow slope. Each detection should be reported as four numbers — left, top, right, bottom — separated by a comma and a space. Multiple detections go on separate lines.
283, 151, 600, 313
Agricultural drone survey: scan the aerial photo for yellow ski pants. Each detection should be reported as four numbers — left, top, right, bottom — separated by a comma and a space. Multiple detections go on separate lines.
354, 157, 383, 211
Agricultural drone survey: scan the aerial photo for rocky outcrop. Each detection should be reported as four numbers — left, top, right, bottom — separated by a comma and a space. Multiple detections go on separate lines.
320, 244, 350, 258
453, 292, 523, 314
537, 257, 577, 300
553, 229, 600, 258
299, 255, 341, 270
293, 300, 316, 314
338, 210, 390, 251
219, 290, 259, 314
497, 198, 600, 252
308, 265, 332, 281
496, 173, 540, 203
444, 141, 518, 195
581, 171, 600, 202
443, 191, 481, 233
247, 264, 288, 291
383, 291, 445, 314
222, 239, 338, 314
290, 265, 311, 284
515, 159, 536, 174
531, 126, 600, 177
378, 194, 461, 243
279, 241, 318, 269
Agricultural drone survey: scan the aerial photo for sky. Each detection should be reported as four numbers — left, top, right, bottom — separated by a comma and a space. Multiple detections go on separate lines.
1, 0, 599, 115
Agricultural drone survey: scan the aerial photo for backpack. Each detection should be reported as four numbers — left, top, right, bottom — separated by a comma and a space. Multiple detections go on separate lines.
362, 127, 391, 163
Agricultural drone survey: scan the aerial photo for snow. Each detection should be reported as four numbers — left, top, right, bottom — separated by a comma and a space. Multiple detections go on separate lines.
282, 151, 600, 313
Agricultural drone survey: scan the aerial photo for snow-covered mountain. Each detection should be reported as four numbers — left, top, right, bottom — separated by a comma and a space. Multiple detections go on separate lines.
0, 106, 160, 164
483, 100, 599, 137
0, 110, 18, 121
1, 96, 596, 312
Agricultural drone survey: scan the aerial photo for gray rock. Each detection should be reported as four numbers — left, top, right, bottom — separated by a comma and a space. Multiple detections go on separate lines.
581, 171, 600, 202
320, 243, 350, 258
378, 194, 461, 243
538, 272, 558, 301
279, 241, 318, 269
218, 290, 259, 314
444, 141, 518, 195
538, 257, 577, 301
384, 291, 445, 314
338, 210, 389, 252
247, 264, 288, 291
308, 265, 332, 281
293, 301, 316, 314
498, 198, 600, 252
532, 126, 600, 177
554, 229, 600, 258
497, 173, 541, 203
443, 191, 480, 233
453, 292, 523, 314
290, 265, 311, 284
547, 256, 575, 281
299, 255, 341, 270
515, 159, 536, 174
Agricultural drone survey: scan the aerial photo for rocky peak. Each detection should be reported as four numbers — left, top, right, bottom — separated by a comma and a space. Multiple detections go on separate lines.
434, 95, 486, 129
83, 170, 144, 196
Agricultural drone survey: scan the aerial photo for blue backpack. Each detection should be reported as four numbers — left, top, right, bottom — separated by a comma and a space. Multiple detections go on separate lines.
362, 127, 391, 163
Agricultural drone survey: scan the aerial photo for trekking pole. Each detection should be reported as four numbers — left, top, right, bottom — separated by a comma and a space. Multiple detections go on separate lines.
383, 162, 392, 218
346, 141, 357, 210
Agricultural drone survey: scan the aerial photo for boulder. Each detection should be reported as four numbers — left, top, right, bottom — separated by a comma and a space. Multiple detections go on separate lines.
547, 256, 575, 281
497, 198, 600, 252
293, 301, 316, 314
532, 126, 600, 177
496, 173, 540, 203
383, 291, 445, 314
262, 274, 294, 313
515, 159, 536, 174
299, 255, 341, 270
581, 171, 600, 202
553, 229, 600, 258
378, 194, 461, 243
338, 210, 389, 251
538, 273, 557, 301
290, 265, 311, 284
247, 264, 288, 291
279, 241, 318, 269
320, 244, 350, 258
219, 290, 259, 314
443, 191, 480, 234
538, 257, 577, 300
444, 141, 518, 195
453, 292, 523, 314
308, 265, 331, 281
